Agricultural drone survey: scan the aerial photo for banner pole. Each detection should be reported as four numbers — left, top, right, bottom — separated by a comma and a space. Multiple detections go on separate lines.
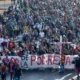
60, 35, 62, 54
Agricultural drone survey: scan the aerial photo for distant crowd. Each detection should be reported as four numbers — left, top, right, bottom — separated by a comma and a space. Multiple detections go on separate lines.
0, 0, 80, 57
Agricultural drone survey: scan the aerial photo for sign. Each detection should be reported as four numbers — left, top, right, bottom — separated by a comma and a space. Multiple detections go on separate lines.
0, 54, 75, 69
21, 54, 75, 69
1, 56, 21, 64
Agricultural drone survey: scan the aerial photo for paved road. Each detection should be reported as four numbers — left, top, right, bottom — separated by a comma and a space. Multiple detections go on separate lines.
6, 69, 77, 80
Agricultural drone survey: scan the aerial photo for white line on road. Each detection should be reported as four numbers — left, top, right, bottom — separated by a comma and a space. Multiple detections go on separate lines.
68, 75, 77, 80
55, 73, 72, 80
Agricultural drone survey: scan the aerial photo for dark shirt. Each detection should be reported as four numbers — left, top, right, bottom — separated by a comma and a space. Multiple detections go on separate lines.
14, 68, 21, 77
18, 51, 24, 56
38, 50, 45, 55
72, 58, 80, 68
75, 58, 80, 67
1, 66, 6, 73
1, 42, 7, 47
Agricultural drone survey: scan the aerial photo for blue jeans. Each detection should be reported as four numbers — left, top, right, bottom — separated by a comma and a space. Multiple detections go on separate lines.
14, 77, 20, 80
1, 73, 6, 80
0, 72, 1, 79
61, 63, 64, 71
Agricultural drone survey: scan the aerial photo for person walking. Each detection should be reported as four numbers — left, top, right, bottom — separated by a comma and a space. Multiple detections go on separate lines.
1, 63, 7, 80
72, 55, 80, 79
9, 59, 15, 80
59, 53, 65, 73
13, 64, 22, 80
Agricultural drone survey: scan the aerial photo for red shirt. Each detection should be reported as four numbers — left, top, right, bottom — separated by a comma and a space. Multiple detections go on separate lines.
29, 44, 32, 50
18, 51, 24, 57
1, 66, 6, 73
8, 41, 15, 50
1, 41, 7, 47
73, 47, 80, 55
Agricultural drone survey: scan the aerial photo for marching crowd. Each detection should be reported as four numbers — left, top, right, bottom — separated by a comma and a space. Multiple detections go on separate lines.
0, 0, 80, 80
0, 0, 80, 57
0, 55, 22, 80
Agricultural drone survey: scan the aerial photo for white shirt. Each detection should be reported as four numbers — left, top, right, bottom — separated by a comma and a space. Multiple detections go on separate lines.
36, 41, 41, 48
17, 35, 23, 42
33, 25, 36, 29
4, 39, 9, 43
24, 51, 28, 55
0, 38, 4, 44
0, 60, 2, 64
37, 23, 42, 30
39, 32, 45, 38
0, 46, 2, 52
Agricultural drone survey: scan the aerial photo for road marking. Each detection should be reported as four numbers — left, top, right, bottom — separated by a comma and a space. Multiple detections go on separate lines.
68, 75, 77, 80
60, 73, 72, 80
55, 73, 72, 80
41, 69, 59, 80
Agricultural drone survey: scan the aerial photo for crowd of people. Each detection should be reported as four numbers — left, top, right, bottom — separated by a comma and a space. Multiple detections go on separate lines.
0, 0, 80, 57
0, 56, 22, 80
0, 0, 80, 80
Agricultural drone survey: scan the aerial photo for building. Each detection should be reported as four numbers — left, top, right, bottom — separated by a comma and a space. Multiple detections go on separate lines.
0, 0, 11, 14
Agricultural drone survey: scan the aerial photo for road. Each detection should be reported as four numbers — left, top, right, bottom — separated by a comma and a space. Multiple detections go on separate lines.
6, 69, 77, 80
